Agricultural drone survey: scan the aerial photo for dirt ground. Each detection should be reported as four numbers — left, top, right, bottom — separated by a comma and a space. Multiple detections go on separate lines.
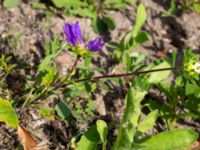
0, 0, 200, 149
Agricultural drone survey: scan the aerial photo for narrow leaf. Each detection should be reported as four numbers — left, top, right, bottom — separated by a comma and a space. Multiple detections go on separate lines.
132, 3, 147, 37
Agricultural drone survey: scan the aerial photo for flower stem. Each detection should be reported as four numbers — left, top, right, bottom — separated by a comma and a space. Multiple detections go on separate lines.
68, 55, 80, 77
30, 67, 176, 105
60, 67, 176, 87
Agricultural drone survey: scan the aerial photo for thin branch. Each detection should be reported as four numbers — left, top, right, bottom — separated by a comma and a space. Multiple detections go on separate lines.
30, 67, 176, 105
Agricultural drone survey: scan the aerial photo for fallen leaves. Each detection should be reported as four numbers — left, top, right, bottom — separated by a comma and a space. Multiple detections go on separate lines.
18, 124, 49, 150
18, 124, 37, 150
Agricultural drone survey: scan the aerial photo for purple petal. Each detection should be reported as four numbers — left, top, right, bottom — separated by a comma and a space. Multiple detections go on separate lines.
88, 37, 104, 52
63, 21, 82, 45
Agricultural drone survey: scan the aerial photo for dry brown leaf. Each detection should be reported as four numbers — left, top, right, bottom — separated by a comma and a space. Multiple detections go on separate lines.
18, 124, 37, 150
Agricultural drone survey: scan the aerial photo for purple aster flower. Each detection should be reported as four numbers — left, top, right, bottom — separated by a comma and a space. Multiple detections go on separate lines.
88, 37, 104, 52
63, 21, 104, 52
64, 21, 82, 46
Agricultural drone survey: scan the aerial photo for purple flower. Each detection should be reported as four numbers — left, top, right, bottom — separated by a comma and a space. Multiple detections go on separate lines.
64, 21, 82, 46
87, 37, 104, 52
64, 21, 104, 52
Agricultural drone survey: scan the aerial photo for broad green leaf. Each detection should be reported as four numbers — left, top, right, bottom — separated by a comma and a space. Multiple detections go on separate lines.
102, 16, 116, 30
3, 0, 20, 8
148, 60, 171, 83
132, 31, 150, 48
96, 120, 108, 144
92, 16, 109, 34
76, 125, 100, 150
0, 97, 18, 128
76, 135, 98, 150
139, 128, 198, 150
137, 110, 158, 133
132, 3, 147, 37
55, 101, 71, 120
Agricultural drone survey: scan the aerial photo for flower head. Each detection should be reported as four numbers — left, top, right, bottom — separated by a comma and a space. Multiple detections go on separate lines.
88, 37, 104, 52
64, 21, 104, 52
64, 21, 82, 46
192, 61, 200, 74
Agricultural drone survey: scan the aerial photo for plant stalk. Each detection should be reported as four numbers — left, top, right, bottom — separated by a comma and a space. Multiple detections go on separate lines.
30, 67, 176, 105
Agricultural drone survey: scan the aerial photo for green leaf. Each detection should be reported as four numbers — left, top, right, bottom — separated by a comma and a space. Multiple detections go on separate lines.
112, 127, 132, 150
39, 107, 55, 120
185, 82, 200, 96
55, 101, 71, 120
76, 125, 100, 150
31, 2, 46, 9
40, 67, 57, 87
137, 110, 158, 133
38, 54, 56, 71
132, 31, 150, 48
148, 60, 171, 83
132, 3, 147, 37
122, 87, 147, 124
52, 0, 85, 8
3, 0, 20, 8
193, 3, 200, 13
113, 88, 147, 150
92, 16, 109, 34
0, 97, 19, 128
139, 128, 198, 150
122, 87, 135, 124
162, 0, 176, 16
119, 3, 148, 50
51, 0, 68, 8
102, 16, 116, 30
96, 120, 108, 144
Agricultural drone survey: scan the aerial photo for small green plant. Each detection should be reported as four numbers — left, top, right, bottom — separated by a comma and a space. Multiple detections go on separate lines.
75, 87, 198, 150
0, 2, 200, 150
0, 54, 16, 76
110, 3, 150, 66
163, 0, 200, 16
181, 0, 200, 13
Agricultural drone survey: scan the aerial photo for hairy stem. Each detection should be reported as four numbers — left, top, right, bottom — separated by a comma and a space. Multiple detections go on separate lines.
30, 67, 176, 105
